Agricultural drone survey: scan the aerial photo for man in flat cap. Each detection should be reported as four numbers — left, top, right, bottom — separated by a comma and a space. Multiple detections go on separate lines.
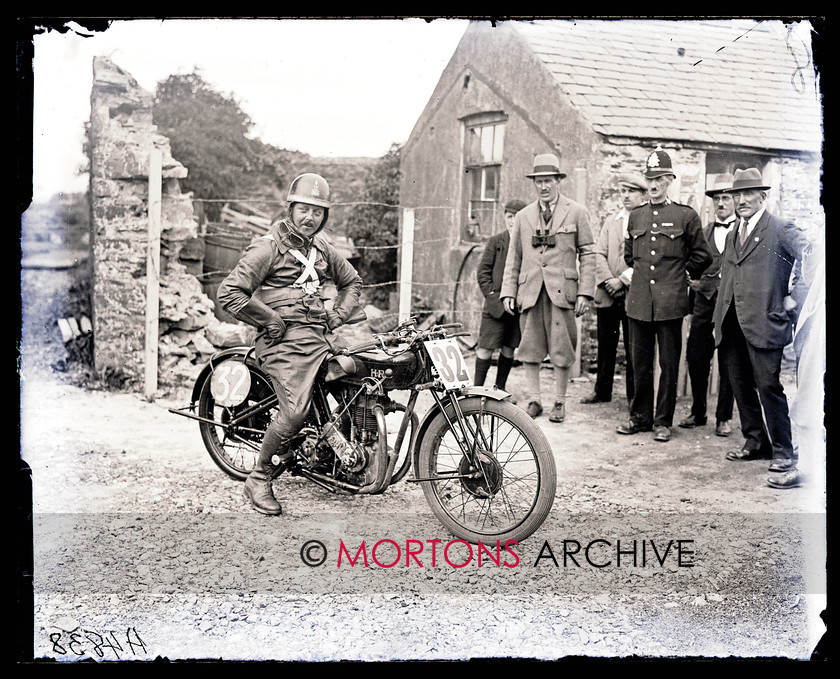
501, 153, 596, 423
474, 198, 528, 391
617, 146, 712, 443
713, 167, 811, 489
581, 172, 648, 406
678, 173, 736, 437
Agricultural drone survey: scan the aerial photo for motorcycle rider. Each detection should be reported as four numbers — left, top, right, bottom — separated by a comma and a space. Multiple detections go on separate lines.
217, 173, 363, 515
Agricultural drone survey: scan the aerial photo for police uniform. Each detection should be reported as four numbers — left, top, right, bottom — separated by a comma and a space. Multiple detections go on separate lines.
621, 149, 712, 433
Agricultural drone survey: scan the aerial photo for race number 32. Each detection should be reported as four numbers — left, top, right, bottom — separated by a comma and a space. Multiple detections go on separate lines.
424, 338, 472, 389
210, 360, 252, 407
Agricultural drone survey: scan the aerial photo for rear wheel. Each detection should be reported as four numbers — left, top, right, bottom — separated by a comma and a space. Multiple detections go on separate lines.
197, 366, 278, 480
417, 397, 556, 544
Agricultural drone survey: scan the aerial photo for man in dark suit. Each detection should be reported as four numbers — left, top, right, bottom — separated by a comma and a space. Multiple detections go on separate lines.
501, 153, 596, 423
678, 173, 736, 437
617, 146, 713, 443
474, 199, 527, 390
713, 168, 811, 489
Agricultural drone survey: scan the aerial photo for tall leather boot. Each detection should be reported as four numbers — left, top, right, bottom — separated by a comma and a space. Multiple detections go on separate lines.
244, 429, 292, 515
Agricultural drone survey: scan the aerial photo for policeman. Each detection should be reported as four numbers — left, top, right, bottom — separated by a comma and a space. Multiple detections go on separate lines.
616, 147, 712, 442
218, 173, 362, 515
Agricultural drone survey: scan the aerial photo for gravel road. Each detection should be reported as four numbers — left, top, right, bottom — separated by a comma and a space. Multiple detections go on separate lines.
19, 263, 828, 663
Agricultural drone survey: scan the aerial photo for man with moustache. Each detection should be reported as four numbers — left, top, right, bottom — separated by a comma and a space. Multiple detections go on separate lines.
501, 153, 596, 423
713, 167, 811, 489
580, 172, 648, 406
678, 174, 736, 437
617, 147, 712, 443
218, 173, 363, 514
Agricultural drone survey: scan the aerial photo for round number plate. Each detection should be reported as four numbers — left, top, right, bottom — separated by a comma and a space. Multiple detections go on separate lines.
210, 360, 252, 407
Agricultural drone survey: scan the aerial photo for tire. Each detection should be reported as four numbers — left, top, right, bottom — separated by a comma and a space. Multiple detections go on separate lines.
197, 368, 278, 481
417, 397, 556, 544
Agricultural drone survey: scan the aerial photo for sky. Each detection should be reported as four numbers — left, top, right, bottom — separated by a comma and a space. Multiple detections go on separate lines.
27, 18, 471, 203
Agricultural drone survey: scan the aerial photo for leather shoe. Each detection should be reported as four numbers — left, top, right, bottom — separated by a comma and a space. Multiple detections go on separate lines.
616, 420, 652, 435
767, 468, 803, 489
548, 402, 565, 422
678, 414, 707, 428
768, 458, 796, 473
726, 447, 771, 462
715, 420, 732, 437
653, 425, 671, 442
580, 392, 609, 404
525, 401, 543, 418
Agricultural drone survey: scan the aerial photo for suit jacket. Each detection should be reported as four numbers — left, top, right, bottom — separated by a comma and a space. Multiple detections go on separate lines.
476, 229, 511, 319
500, 195, 596, 311
692, 220, 730, 301
593, 210, 634, 308
713, 210, 810, 350
624, 199, 712, 322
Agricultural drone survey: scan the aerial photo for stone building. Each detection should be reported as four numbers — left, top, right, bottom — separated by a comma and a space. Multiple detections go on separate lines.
397, 19, 824, 370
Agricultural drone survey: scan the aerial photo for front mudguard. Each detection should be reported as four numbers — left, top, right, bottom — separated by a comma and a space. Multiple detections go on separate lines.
410, 385, 511, 473
189, 345, 269, 405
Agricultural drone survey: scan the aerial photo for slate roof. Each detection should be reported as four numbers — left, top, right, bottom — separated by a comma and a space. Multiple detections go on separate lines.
510, 19, 823, 154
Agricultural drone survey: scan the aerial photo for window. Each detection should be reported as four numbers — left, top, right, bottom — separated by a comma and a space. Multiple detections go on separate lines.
463, 113, 506, 239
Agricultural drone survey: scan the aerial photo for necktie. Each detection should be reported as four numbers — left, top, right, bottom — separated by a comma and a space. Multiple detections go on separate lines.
542, 204, 552, 224
739, 219, 749, 246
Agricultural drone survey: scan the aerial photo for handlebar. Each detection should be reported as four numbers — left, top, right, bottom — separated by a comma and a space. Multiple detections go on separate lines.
340, 320, 470, 356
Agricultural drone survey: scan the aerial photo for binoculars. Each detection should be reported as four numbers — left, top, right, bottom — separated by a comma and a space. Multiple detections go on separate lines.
532, 233, 556, 248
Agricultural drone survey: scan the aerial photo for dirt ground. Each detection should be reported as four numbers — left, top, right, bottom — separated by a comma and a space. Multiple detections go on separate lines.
18, 256, 829, 663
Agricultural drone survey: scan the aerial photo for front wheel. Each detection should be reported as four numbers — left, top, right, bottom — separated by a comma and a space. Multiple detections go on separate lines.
417, 397, 556, 544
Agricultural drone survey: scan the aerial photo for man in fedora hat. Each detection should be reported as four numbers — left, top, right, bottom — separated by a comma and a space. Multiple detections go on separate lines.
501, 153, 596, 423
581, 172, 648, 406
713, 167, 811, 489
617, 146, 712, 443
474, 198, 528, 391
678, 173, 736, 436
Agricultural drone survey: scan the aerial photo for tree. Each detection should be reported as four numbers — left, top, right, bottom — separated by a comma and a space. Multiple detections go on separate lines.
344, 145, 401, 308
153, 70, 270, 221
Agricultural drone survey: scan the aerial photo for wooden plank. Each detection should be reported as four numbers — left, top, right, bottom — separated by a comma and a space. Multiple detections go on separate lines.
399, 209, 414, 323
145, 147, 162, 402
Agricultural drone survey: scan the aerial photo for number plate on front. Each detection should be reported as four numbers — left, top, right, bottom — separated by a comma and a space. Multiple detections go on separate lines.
210, 359, 252, 407
424, 338, 472, 389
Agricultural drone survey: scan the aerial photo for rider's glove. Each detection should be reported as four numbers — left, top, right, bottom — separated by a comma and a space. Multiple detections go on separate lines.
235, 297, 286, 343
325, 310, 343, 330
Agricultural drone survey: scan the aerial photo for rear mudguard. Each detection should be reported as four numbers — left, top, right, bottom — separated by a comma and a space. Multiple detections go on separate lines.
410, 386, 511, 472
190, 346, 270, 405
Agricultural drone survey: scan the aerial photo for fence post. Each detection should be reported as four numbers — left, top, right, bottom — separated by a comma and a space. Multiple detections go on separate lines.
399, 208, 414, 322
145, 146, 162, 401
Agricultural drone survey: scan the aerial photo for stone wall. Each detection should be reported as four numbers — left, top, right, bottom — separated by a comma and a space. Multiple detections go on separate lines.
89, 57, 251, 395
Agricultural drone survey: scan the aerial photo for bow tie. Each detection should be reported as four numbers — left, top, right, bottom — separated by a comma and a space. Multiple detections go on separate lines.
714, 221, 733, 228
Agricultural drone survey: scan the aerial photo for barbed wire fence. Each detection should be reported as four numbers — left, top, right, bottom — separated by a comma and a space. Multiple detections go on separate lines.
188, 197, 494, 332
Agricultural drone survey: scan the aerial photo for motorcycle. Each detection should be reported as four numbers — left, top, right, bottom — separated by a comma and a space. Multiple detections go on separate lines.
169, 316, 556, 544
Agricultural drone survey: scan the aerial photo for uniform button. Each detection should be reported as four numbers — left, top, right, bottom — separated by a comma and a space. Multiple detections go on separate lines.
651, 236, 657, 241
653, 211, 659, 216
652, 223, 658, 228
651, 251, 656, 256
650, 280, 656, 285
650, 265, 655, 270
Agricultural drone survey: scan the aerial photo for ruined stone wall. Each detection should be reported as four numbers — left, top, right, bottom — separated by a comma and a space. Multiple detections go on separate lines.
89, 57, 251, 395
